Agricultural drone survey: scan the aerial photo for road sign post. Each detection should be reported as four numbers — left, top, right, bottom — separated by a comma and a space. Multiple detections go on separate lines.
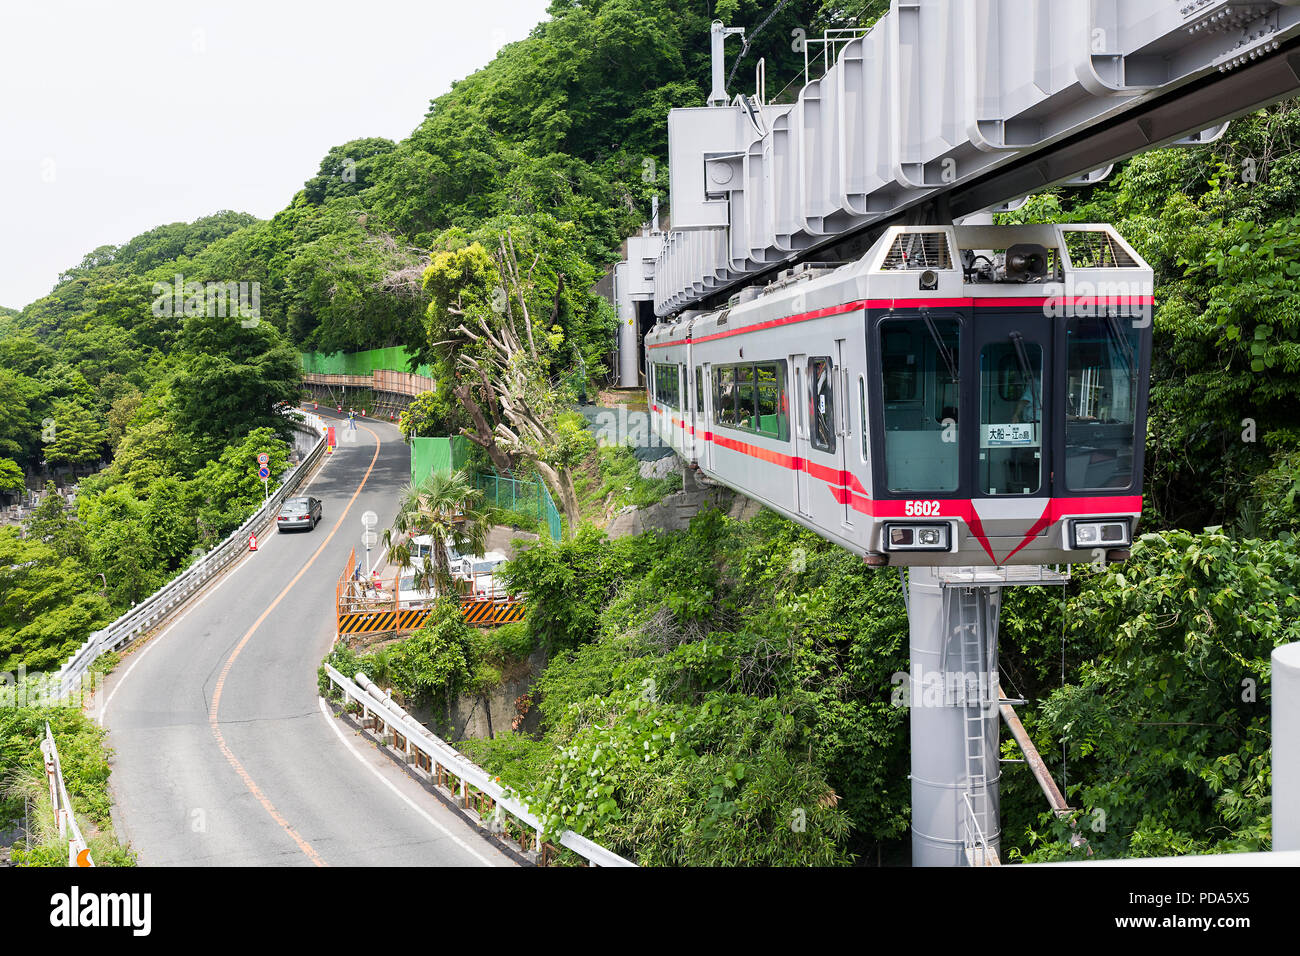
362, 511, 378, 574
258, 461, 270, 503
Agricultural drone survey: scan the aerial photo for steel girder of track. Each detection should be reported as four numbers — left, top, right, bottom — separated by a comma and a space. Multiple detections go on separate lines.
653, 0, 1300, 316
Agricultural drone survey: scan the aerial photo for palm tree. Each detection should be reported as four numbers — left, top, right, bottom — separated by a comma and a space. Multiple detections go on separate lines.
384, 469, 489, 598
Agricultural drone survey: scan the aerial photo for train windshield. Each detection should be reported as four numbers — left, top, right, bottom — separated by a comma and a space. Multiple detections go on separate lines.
978, 333, 1043, 495
1064, 317, 1140, 490
879, 316, 961, 492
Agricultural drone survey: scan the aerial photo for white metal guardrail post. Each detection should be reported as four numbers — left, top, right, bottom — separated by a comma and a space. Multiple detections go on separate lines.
323, 664, 635, 867
41, 722, 94, 867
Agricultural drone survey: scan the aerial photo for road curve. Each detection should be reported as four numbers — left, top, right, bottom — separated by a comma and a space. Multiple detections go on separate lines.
100, 409, 513, 867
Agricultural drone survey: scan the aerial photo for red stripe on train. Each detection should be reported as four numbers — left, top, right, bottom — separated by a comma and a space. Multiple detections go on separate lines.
646, 296, 1154, 348
650, 406, 1138, 562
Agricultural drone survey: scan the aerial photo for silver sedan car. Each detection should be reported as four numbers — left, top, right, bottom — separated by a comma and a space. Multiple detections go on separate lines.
276, 495, 322, 532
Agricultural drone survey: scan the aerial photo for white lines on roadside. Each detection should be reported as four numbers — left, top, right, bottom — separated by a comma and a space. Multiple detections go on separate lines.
315, 697, 500, 867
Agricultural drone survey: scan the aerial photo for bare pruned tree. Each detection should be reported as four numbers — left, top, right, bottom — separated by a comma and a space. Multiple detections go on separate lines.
432, 229, 586, 534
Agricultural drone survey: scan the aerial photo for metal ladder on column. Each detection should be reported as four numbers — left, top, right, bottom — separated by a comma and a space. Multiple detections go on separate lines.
957, 585, 997, 866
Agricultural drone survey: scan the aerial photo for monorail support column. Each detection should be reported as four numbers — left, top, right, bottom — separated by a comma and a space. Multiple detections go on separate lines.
907, 567, 1002, 866
1275, 641, 1300, 852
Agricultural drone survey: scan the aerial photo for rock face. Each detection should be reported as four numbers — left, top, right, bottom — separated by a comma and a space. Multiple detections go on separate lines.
638, 455, 678, 481
607, 461, 740, 538
433, 649, 548, 741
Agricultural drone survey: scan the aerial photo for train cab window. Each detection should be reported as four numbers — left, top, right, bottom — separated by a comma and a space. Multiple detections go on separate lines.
879, 317, 960, 492
809, 358, 836, 453
1064, 317, 1140, 490
654, 363, 680, 409
979, 335, 1043, 495
882, 330, 918, 402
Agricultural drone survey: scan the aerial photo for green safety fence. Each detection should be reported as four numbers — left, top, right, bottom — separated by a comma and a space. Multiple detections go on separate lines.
301, 347, 435, 379
407, 439, 560, 540
474, 472, 562, 542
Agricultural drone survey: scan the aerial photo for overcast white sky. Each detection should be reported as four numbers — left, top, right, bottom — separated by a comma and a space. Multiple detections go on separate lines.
0, 0, 552, 309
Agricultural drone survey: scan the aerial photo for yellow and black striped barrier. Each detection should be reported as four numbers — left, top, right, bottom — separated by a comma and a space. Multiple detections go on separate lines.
461, 600, 527, 626
337, 599, 526, 636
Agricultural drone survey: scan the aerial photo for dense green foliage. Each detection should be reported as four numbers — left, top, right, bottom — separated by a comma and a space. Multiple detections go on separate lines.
0, 707, 135, 866
469, 508, 911, 864
1010, 530, 1295, 859
2, 209, 301, 672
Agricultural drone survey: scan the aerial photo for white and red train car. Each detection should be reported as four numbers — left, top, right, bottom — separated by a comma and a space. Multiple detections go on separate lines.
645, 224, 1154, 567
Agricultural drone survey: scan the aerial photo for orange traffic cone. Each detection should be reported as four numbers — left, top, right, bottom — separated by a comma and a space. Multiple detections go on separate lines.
248, 532, 258, 552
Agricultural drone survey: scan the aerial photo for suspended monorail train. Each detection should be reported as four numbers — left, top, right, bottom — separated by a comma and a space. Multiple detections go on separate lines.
645, 224, 1153, 567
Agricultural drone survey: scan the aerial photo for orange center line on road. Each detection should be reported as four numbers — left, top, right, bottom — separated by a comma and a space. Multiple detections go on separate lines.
207, 417, 382, 868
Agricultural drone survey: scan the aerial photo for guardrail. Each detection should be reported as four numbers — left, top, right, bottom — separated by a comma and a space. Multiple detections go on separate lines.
322, 663, 635, 867
963, 791, 997, 867
41, 721, 94, 867
50, 409, 329, 700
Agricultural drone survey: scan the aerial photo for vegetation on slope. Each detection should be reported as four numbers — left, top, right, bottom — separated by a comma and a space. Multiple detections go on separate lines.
0, 708, 136, 866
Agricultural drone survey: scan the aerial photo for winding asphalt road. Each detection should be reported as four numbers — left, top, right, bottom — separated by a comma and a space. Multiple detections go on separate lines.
99, 410, 512, 867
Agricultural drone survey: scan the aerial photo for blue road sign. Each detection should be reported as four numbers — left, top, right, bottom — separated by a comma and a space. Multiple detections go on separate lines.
258, 466, 270, 479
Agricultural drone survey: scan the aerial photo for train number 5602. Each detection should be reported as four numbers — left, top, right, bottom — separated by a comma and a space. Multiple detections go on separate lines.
904, 500, 941, 517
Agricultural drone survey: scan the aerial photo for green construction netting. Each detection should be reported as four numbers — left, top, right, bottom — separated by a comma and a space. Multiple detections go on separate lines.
300, 347, 434, 379
409, 436, 472, 488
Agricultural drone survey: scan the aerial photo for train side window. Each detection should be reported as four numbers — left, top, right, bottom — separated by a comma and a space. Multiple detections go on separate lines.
735, 364, 756, 429
695, 367, 704, 415
879, 317, 960, 492
710, 361, 790, 439
654, 362, 680, 409
809, 357, 836, 453
754, 361, 788, 440
714, 366, 737, 426
1064, 318, 1139, 490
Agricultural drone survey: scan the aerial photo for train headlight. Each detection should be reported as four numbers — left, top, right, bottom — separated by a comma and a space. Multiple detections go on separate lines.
1069, 519, 1130, 549
884, 523, 950, 552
